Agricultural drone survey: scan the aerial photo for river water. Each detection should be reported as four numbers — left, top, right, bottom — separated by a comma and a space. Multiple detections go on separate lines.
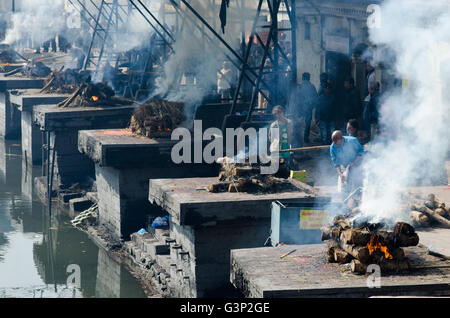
0, 139, 147, 298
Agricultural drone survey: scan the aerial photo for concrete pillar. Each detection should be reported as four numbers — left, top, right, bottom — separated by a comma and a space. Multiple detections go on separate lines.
21, 110, 42, 165
0, 91, 21, 139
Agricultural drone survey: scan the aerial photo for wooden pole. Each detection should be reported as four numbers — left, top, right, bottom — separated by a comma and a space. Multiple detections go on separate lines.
277, 145, 331, 153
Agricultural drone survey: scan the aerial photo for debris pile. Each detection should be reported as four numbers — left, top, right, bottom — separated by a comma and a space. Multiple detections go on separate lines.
207, 159, 314, 194
71, 203, 98, 228
4, 61, 51, 78
0, 50, 15, 64
57, 82, 134, 108
40, 68, 90, 94
129, 98, 185, 138
322, 218, 419, 273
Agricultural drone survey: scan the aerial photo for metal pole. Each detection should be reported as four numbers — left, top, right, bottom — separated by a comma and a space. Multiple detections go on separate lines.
136, 0, 175, 42
170, 1, 271, 104
175, 0, 272, 95
229, 0, 264, 115
83, 0, 106, 70
129, 0, 173, 49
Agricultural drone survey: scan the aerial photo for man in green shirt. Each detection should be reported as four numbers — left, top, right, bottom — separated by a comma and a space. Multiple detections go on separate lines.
269, 106, 293, 170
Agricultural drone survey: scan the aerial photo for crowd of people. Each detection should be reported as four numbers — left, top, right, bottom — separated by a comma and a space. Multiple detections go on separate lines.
268, 61, 383, 196
286, 61, 381, 148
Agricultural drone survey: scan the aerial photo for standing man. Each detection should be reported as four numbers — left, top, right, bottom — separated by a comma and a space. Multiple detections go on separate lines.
363, 82, 381, 140
289, 72, 317, 146
315, 83, 335, 144
217, 60, 233, 102
342, 78, 362, 125
269, 105, 293, 168
330, 130, 364, 195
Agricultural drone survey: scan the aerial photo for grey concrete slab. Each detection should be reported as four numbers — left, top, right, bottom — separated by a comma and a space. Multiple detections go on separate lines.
78, 129, 177, 168
33, 105, 135, 132
148, 177, 319, 226
9, 89, 68, 111
0, 75, 44, 91
230, 243, 450, 298
0, 77, 45, 138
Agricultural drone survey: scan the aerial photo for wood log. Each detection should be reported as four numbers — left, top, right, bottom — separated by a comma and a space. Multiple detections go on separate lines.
334, 247, 353, 264
331, 228, 341, 240
410, 211, 430, 227
232, 166, 259, 176
58, 84, 84, 107
434, 208, 446, 217
427, 193, 446, 209
39, 75, 55, 93
333, 218, 351, 230
376, 230, 419, 247
351, 259, 410, 273
327, 241, 338, 263
350, 259, 366, 273
419, 206, 450, 228
207, 181, 231, 193
340, 229, 371, 245
321, 226, 331, 241
339, 241, 370, 263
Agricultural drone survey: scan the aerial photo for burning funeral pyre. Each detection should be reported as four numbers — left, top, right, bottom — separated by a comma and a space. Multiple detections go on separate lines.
40, 67, 90, 94
321, 192, 449, 273
129, 98, 185, 138
57, 81, 134, 108
207, 159, 315, 194
322, 218, 419, 273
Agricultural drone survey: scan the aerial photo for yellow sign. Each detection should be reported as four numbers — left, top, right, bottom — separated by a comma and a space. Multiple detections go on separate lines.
299, 210, 329, 229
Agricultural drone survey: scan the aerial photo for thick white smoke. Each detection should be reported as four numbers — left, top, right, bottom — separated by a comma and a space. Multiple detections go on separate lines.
3, 0, 67, 47
359, 0, 450, 225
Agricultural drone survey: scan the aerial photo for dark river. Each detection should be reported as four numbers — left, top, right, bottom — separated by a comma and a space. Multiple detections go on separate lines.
0, 139, 147, 298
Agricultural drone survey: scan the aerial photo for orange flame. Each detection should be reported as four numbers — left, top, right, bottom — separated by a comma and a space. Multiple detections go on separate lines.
367, 236, 393, 259
91, 96, 99, 102
157, 125, 162, 132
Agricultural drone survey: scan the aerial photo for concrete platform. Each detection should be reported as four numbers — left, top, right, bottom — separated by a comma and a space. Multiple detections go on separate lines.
33, 106, 135, 190
78, 128, 177, 167
0, 75, 45, 138
78, 129, 218, 242
148, 177, 318, 226
148, 176, 328, 297
230, 243, 450, 297
9, 90, 69, 165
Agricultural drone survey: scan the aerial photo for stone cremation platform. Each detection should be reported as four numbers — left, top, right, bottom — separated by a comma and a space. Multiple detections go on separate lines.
230, 243, 450, 297
78, 129, 218, 242
9, 89, 69, 165
147, 177, 327, 297
0, 75, 45, 138
33, 105, 136, 195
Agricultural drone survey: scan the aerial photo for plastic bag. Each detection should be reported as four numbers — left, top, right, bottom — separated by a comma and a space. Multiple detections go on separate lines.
152, 216, 169, 228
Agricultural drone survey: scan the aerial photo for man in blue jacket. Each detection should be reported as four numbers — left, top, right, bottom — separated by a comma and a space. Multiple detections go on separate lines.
330, 130, 364, 194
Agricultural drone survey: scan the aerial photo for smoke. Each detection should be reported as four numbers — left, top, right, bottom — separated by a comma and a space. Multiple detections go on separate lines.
358, 0, 450, 225
3, 0, 67, 47
152, 0, 244, 120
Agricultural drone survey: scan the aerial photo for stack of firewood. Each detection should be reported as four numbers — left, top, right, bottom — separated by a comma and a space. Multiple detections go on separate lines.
408, 193, 450, 229
57, 82, 133, 108
207, 160, 315, 194
129, 98, 185, 138
322, 218, 419, 273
